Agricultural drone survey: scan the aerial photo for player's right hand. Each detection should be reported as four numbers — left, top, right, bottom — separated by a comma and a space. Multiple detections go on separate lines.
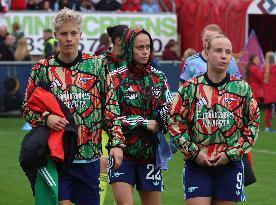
46, 114, 69, 131
109, 147, 123, 170
195, 151, 213, 166
212, 152, 230, 167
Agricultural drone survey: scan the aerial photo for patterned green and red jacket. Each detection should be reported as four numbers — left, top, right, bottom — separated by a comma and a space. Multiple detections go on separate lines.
22, 51, 125, 160
100, 48, 127, 73
111, 65, 173, 164
109, 27, 173, 164
168, 73, 260, 161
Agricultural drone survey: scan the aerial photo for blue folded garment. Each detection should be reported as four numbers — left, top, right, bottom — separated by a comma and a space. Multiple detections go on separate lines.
169, 138, 178, 154
155, 132, 172, 170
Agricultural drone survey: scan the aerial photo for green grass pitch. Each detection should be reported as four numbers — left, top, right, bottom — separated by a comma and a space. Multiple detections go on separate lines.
0, 114, 275, 205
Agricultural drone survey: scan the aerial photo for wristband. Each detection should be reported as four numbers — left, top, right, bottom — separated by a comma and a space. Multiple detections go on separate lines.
42, 111, 50, 123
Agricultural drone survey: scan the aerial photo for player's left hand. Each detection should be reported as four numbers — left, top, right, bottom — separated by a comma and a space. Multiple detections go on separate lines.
109, 147, 123, 170
212, 152, 230, 166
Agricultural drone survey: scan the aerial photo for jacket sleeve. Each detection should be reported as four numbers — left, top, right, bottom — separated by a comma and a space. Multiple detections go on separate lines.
101, 63, 125, 149
155, 73, 173, 133
22, 63, 49, 127
225, 84, 260, 161
121, 115, 148, 131
120, 72, 173, 133
168, 84, 199, 160
179, 59, 192, 82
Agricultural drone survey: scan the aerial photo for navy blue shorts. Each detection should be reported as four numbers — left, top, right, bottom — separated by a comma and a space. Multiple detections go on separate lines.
58, 160, 100, 205
183, 160, 245, 201
108, 159, 163, 192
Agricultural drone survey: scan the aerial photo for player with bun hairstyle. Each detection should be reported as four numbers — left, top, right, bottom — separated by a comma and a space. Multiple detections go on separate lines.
98, 24, 128, 205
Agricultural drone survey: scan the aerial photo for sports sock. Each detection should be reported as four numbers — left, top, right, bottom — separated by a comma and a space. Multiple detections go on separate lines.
100, 173, 108, 205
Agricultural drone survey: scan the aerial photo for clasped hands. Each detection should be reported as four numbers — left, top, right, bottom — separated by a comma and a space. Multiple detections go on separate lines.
195, 151, 230, 167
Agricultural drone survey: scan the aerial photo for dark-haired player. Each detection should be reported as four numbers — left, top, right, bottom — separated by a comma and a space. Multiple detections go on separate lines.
97, 24, 128, 205
109, 27, 173, 205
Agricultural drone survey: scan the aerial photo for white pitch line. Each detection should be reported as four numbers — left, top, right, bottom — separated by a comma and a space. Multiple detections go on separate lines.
253, 149, 276, 155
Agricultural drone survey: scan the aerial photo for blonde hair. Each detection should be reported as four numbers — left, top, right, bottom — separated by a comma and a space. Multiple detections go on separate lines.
53, 7, 82, 32
265, 51, 275, 64
264, 51, 275, 83
14, 37, 30, 61
205, 34, 231, 51
201, 24, 223, 39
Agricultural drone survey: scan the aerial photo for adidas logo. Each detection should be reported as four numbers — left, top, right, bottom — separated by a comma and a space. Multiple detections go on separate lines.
197, 97, 207, 106
50, 79, 61, 88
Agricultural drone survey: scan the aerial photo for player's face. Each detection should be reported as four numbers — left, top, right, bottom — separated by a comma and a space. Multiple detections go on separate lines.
202, 30, 220, 49
54, 22, 81, 57
206, 37, 232, 73
133, 33, 151, 66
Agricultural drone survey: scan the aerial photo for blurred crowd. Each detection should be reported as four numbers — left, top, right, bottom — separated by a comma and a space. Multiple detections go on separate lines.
245, 52, 276, 132
0, 0, 162, 13
0, 23, 31, 61
0, 20, 185, 62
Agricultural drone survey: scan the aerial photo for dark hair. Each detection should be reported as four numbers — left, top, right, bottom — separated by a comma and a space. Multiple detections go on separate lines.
12, 22, 20, 30
99, 33, 110, 46
43, 28, 52, 33
107, 25, 128, 44
245, 54, 257, 81
164, 39, 177, 49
